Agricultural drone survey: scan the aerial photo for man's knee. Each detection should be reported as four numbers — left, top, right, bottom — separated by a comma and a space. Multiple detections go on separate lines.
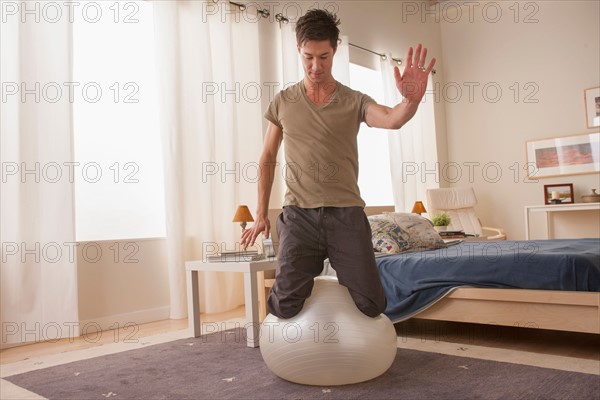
355, 295, 387, 318
267, 304, 302, 319
267, 292, 305, 319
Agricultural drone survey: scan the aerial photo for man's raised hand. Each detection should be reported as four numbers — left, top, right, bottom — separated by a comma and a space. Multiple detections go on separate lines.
394, 44, 436, 104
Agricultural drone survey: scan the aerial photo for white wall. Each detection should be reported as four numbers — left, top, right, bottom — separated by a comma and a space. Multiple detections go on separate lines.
439, 0, 600, 239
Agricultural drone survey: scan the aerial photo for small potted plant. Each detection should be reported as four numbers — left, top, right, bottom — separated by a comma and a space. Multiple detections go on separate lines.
431, 212, 451, 232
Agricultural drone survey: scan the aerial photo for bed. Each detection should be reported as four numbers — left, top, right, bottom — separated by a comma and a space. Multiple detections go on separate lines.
262, 207, 600, 335
377, 239, 600, 334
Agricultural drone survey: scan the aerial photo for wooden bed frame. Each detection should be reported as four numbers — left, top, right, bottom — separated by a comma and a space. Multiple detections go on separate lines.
260, 207, 600, 335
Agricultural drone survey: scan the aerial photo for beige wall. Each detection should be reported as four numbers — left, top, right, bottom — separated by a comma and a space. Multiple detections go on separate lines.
439, 0, 600, 239
77, 238, 169, 330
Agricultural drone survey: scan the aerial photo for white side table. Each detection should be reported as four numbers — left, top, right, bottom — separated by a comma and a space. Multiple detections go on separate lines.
185, 258, 277, 347
524, 203, 600, 239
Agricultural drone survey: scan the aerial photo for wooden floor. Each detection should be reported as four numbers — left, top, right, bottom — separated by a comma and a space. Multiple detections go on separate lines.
2, 307, 599, 370
0, 307, 240, 365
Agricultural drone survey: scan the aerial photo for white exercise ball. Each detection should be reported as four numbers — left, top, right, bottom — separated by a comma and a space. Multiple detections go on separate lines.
259, 276, 397, 386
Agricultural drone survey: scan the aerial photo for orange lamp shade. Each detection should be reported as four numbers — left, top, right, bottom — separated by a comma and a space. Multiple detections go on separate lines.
411, 201, 427, 215
233, 205, 254, 230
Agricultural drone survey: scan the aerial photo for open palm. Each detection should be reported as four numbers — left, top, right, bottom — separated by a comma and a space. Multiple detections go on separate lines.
394, 44, 436, 103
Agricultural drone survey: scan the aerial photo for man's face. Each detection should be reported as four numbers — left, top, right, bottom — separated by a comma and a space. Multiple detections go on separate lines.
298, 40, 337, 85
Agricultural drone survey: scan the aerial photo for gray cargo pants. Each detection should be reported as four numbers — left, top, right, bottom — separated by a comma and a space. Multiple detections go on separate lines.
267, 205, 387, 319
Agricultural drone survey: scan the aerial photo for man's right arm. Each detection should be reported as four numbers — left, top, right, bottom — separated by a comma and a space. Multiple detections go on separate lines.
241, 121, 283, 248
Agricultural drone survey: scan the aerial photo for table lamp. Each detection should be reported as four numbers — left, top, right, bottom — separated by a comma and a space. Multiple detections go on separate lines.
411, 201, 427, 215
233, 205, 254, 231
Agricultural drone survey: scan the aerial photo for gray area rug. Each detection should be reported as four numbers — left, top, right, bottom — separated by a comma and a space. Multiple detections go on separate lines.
5, 328, 599, 400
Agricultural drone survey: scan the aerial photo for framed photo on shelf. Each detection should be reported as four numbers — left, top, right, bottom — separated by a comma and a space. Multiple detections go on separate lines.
543, 183, 574, 205
525, 132, 600, 179
584, 86, 600, 129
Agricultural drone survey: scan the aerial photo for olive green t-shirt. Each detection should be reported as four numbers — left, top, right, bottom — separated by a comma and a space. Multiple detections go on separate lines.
264, 81, 376, 208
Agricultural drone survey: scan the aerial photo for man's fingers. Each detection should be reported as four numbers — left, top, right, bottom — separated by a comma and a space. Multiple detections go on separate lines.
241, 228, 254, 248
425, 58, 436, 74
419, 47, 428, 68
394, 66, 402, 82
413, 44, 422, 68
251, 230, 261, 247
239, 218, 270, 248
406, 46, 414, 68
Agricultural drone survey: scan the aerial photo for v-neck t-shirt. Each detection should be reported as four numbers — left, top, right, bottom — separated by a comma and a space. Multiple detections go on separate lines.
264, 81, 376, 208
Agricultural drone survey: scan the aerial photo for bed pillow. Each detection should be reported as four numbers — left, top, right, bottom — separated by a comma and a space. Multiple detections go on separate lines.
368, 215, 412, 254
382, 212, 447, 251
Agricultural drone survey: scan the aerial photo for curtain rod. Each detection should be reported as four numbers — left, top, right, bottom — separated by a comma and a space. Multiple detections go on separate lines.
226, 0, 289, 22
347, 42, 402, 65
224, 0, 436, 75
347, 43, 437, 75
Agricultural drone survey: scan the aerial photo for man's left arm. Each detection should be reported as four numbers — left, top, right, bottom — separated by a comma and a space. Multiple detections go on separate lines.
365, 44, 436, 130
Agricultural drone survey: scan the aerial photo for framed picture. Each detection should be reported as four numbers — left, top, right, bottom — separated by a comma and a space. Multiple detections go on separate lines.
543, 183, 574, 205
525, 132, 600, 179
584, 86, 600, 129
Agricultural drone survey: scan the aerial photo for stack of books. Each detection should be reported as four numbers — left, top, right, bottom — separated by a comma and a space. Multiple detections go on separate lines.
206, 250, 263, 262
438, 230, 466, 239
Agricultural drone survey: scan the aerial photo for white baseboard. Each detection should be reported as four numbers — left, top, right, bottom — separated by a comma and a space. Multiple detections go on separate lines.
79, 306, 171, 334
0, 307, 172, 349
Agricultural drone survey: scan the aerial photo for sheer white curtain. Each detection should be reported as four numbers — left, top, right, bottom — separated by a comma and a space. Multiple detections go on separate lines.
380, 54, 439, 212
280, 23, 302, 85
333, 35, 350, 86
0, 13, 79, 346
267, 23, 299, 206
153, 2, 264, 317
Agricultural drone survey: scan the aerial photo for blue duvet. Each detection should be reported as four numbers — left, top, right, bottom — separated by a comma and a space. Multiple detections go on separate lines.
376, 239, 600, 322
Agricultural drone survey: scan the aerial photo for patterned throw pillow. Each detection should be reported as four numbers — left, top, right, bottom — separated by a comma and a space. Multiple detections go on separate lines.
368, 215, 412, 254
383, 212, 447, 251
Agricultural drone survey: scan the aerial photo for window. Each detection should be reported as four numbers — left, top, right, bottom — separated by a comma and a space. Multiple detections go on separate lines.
350, 63, 394, 206
73, 1, 165, 241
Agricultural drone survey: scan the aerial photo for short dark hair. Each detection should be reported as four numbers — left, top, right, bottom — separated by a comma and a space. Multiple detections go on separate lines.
295, 9, 340, 49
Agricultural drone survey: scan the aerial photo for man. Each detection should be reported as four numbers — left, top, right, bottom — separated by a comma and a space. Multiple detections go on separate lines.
241, 9, 435, 319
